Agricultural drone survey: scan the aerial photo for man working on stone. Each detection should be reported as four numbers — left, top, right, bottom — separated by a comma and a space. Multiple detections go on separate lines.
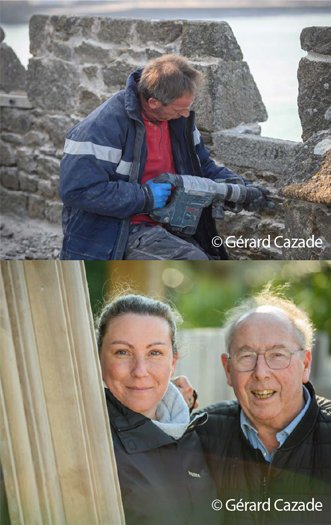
197, 292, 331, 524
59, 54, 270, 260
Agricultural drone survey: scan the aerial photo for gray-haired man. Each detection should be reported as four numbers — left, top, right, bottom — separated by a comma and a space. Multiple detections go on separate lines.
198, 293, 331, 524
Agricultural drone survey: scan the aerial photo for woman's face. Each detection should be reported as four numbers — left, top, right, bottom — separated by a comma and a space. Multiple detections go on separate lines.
100, 313, 177, 419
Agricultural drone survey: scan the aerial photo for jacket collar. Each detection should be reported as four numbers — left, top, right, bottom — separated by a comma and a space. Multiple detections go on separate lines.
276, 381, 319, 450
105, 387, 208, 454
124, 68, 143, 119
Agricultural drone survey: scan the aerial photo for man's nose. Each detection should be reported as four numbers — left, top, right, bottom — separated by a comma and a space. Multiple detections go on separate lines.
131, 358, 149, 377
253, 353, 271, 378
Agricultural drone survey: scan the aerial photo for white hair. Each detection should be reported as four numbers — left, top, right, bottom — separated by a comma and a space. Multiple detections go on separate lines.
224, 293, 314, 352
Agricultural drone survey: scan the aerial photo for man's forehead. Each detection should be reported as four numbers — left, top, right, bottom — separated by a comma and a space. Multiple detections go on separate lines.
232, 307, 296, 340
236, 306, 291, 326
171, 93, 195, 107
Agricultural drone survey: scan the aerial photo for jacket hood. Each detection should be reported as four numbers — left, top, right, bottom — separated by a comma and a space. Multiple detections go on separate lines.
124, 67, 143, 117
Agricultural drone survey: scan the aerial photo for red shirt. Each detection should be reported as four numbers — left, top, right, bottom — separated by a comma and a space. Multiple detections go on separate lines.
132, 116, 176, 225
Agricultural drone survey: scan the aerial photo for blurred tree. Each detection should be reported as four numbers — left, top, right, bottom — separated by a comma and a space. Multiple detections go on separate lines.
84, 261, 108, 317
85, 261, 331, 349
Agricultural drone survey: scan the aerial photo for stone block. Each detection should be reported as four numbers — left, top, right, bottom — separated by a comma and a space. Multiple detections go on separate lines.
0, 186, 28, 215
29, 15, 50, 56
298, 56, 331, 141
17, 148, 38, 173
83, 65, 99, 82
1, 132, 22, 145
45, 201, 62, 224
75, 42, 113, 64
285, 130, 331, 184
23, 130, 49, 147
39, 114, 78, 150
180, 21, 243, 61
28, 194, 45, 218
0, 141, 16, 166
51, 15, 96, 41
283, 200, 331, 259
102, 62, 132, 89
301, 26, 331, 55
35, 154, 61, 178
51, 42, 73, 62
78, 89, 104, 115
194, 61, 267, 132
136, 20, 183, 45
38, 179, 55, 198
18, 172, 39, 193
0, 43, 26, 92
145, 49, 163, 60
212, 132, 300, 177
96, 18, 135, 45
27, 58, 79, 111
0, 167, 19, 190
0, 108, 34, 134
218, 212, 283, 260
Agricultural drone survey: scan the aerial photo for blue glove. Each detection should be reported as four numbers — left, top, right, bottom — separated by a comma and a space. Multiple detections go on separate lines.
145, 179, 172, 210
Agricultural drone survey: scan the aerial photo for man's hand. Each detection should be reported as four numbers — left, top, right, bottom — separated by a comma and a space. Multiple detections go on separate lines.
145, 179, 172, 209
172, 375, 199, 411
244, 185, 275, 211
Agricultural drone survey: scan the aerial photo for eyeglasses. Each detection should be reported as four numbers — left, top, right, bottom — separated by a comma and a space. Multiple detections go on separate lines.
226, 348, 304, 372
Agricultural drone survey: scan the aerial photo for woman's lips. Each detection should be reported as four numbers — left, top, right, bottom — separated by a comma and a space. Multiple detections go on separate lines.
127, 386, 154, 391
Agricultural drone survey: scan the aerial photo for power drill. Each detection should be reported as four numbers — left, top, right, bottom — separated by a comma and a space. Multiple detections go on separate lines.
150, 173, 274, 235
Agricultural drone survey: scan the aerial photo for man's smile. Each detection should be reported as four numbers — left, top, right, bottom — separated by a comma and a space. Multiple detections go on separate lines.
251, 389, 276, 400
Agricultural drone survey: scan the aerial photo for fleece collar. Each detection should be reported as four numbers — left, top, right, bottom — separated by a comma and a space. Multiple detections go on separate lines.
105, 383, 207, 454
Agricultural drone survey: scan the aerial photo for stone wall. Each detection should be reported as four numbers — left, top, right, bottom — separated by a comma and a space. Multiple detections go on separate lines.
0, 16, 330, 259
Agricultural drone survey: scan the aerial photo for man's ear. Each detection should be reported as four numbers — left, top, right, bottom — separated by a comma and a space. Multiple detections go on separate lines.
147, 97, 162, 110
221, 353, 233, 387
302, 350, 312, 384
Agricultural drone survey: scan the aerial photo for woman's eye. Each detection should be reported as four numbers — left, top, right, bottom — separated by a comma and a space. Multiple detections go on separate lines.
114, 349, 129, 356
150, 350, 162, 356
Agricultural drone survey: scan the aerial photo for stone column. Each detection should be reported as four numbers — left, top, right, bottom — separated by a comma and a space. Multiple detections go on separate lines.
298, 26, 331, 141
0, 261, 125, 525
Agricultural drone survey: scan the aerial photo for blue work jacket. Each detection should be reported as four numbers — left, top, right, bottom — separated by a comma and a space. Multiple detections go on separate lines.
59, 68, 235, 260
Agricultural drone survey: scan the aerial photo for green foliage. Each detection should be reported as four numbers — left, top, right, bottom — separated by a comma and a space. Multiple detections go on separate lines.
167, 262, 331, 343
84, 261, 108, 317
84, 261, 331, 351
272, 263, 331, 340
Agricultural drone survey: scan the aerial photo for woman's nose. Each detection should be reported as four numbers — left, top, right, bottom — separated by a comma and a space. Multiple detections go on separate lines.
131, 358, 149, 377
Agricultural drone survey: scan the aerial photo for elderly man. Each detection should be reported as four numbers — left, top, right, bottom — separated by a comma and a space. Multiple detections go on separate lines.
197, 293, 331, 525
59, 54, 269, 261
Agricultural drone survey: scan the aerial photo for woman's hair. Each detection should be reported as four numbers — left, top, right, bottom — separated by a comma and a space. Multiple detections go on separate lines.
223, 289, 315, 352
96, 293, 182, 355
137, 54, 203, 105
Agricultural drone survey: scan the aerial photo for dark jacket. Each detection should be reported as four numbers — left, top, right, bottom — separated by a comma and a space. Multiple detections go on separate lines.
105, 388, 219, 525
197, 382, 331, 525
59, 68, 235, 260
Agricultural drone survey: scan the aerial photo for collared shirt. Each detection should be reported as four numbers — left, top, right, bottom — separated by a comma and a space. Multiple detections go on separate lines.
240, 384, 311, 462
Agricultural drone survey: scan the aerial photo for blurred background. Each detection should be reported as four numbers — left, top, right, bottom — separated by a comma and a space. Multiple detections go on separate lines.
85, 260, 331, 406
